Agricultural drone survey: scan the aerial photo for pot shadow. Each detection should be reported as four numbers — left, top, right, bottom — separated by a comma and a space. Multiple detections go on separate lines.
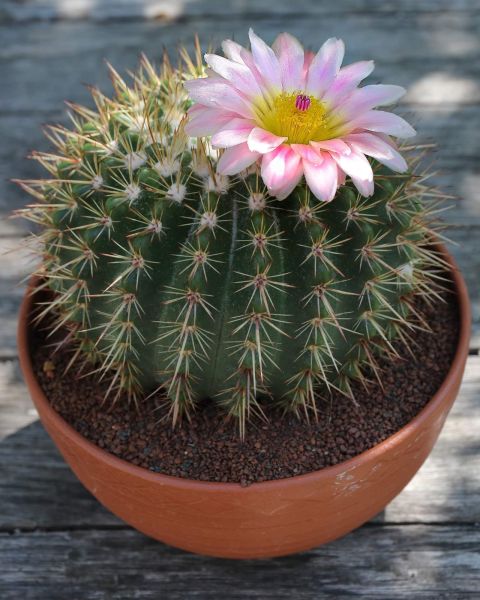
0, 417, 390, 534
2, 340, 479, 596
2, 337, 479, 595
2, 374, 479, 598
0, 419, 120, 530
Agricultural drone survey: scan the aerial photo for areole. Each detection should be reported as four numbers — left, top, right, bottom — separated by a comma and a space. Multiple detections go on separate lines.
18, 244, 471, 559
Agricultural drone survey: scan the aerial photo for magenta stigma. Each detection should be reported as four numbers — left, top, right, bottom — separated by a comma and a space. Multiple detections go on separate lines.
295, 94, 311, 111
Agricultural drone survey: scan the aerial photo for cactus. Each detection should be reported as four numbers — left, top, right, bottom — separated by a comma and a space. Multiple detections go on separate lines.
17, 50, 447, 435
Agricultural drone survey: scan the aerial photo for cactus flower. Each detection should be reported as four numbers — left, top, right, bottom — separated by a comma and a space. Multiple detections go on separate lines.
185, 29, 416, 201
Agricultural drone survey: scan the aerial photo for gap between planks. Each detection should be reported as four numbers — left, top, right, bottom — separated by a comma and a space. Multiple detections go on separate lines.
1, 525, 480, 600
1, 521, 479, 536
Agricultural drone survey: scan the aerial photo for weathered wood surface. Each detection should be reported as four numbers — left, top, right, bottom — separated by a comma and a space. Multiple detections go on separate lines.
2, 0, 479, 23
1, 0, 480, 597
1, 526, 480, 600
2, 11, 480, 228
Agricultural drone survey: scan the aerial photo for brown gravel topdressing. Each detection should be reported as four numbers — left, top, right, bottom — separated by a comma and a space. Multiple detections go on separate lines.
32, 291, 459, 486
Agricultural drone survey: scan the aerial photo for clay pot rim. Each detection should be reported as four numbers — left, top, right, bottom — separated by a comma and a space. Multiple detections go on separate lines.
18, 243, 471, 492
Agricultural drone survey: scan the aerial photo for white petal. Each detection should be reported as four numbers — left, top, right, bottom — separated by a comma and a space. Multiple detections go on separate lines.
291, 143, 324, 164
222, 40, 248, 63
184, 78, 255, 120
272, 32, 305, 91
249, 28, 282, 91
311, 139, 351, 155
345, 132, 408, 172
337, 84, 406, 119
247, 127, 287, 153
346, 110, 416, 138
323, 60, 375, 106
186, 105, 236, 136
306, 38, 345, 98
211, 118, 255, 148
261, 145, 303, 198
204, 53, 262, 98
217, 143, 261, 175
303, 153, 339, 202
332, 150, 374, 183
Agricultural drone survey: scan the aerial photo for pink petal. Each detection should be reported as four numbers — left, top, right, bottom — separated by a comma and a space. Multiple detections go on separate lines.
346, 110, 416, 138
303, 50, 315, 80
332, 150, 374, 196
248, 127, 287, 153
333, 150, 373, 182
291, 143, 323, 164
345, 132, 408, 172
261, 145, 303, 199
311, 139, 351, 155
249, 28, 282, 92
204, 53, 262, 98
306, 38, 345, 98
186, 105, 236, 136
337, 84, 406, 119
303, 153, 339, 202
188, 104, 205, 117
350, 174, 374, 196
237, 48, 276, 104
221, 39, 247, 63
184, 78, 254, 120
272, 32, 305, 91
217, 143, 261, 176
322, 60, 375, 106
211, 118, 255, 148
273, 175, 304, 200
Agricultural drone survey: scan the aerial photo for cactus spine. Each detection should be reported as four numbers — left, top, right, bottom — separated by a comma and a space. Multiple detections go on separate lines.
17, 51, 447, 435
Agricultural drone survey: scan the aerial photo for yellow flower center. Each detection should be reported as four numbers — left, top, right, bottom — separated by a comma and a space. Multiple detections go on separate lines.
258, 92, 337, 145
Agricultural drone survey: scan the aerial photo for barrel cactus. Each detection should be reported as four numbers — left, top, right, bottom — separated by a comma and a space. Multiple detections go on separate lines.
17, 35, 445, 435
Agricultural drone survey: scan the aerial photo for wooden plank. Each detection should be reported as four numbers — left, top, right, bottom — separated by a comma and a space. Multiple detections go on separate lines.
0, 239, 37, 357
1, 14, 480, 113
383, 357, 480, 523
1, 0, 479, 23
1, 525, 479, 599
447, 227, 480, 346
1, 13, 480, 223
0, 5, 478, 596
1, 356, 478, 530
0, 361, 119, 529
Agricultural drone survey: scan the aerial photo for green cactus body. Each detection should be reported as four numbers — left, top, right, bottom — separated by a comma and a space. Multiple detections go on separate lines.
19, 56, 444, 433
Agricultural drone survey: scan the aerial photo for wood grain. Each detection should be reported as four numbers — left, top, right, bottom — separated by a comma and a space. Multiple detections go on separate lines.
1, 0, 480, 594
1, 525, 479, 600
2, 15, 480, 224
2, 0, 480, 23
2, 14, 480, 112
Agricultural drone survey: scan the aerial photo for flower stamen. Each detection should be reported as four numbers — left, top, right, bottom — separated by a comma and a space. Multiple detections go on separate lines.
295, 94, 311, 112
259, 92, 330, 145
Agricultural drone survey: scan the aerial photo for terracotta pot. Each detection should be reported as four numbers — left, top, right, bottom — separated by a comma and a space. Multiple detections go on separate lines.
18, 245, 470, 559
